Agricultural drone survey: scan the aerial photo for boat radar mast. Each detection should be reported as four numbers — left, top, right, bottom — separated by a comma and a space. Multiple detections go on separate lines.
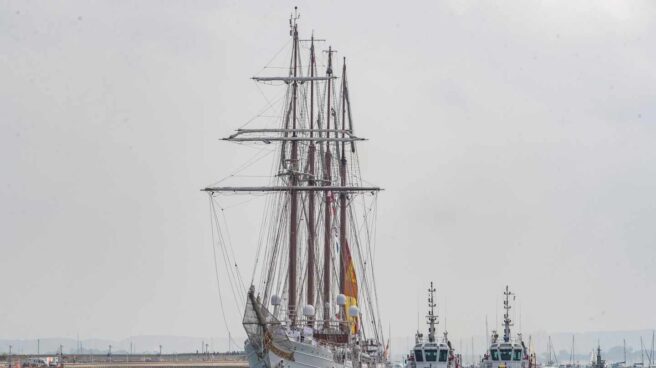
592, 342, 605, 368
407, 283, 458, 368
481, 286, 529, 368
503, 285, 514, 343
427, 282, 438, 343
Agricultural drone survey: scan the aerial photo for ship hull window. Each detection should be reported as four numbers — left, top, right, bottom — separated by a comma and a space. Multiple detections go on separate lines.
414, 350, 424, 362
491, 350, 499, 361
513, 350, 523, 361
425, 350, 437, 362
439, 350, 448, 362
500, 349, 512, 361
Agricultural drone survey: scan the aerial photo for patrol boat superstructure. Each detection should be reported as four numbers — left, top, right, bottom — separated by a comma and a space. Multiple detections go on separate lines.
481, 286, 531, 368
406, 283, 458, 368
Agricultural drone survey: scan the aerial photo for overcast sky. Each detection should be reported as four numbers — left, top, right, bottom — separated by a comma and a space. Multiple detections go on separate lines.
2, 0, 655, 347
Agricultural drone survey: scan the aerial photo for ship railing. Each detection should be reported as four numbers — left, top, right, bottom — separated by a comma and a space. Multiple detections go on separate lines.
266, 306, 355, 346
296, 320, 353, 347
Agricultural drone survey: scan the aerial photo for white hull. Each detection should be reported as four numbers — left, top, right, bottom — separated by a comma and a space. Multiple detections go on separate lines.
246, 339, 352, 368
246, 339, 386, 368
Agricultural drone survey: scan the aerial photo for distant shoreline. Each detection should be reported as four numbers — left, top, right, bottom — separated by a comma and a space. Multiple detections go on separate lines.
0, 354, 248, 368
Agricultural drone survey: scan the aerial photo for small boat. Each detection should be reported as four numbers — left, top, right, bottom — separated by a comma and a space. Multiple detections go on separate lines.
591, 344, 606, 368
405, 282, 459, 368
481, 286, 531, 368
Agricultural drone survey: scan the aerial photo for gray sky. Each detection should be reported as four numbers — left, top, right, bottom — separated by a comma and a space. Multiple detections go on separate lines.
1, 0, 655, 345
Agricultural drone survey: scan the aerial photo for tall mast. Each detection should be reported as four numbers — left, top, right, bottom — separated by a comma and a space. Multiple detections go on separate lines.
485, 315, 489, 347
288, 13, 300, 325
339, 58, 348, 294
341, 58, 347, 159
649, 331, 656, 365
306, 35, 316, 318
548, 336, 552, 364
322, 46, 334, 328
503, 285, 513, 342
427, 282, 438, 343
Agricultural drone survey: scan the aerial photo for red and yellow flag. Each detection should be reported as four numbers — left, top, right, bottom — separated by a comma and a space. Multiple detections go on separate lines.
343, 239, 359, 334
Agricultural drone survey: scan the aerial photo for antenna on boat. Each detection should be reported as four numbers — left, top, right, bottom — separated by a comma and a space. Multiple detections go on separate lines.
427, 282, 438, 343
444, 295, 447, 332
503, 285, 514, 343
519, 299, 522, 333
417, 292, 421, 333
485, 315, 489, 348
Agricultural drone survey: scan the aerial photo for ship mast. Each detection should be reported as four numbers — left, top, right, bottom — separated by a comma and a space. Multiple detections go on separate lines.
306, 35, 317, 322
288, 11, 300, 325
323, 45, 335, 328
427, 282, 438, 343
339, 58, 348, 294
503, 285, 514, 342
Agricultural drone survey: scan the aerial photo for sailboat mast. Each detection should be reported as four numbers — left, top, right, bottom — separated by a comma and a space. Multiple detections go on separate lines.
322, 46, 334, 328
306, 35, 316, 316
339, 58, 348, 293
649, 331, 656, 366
548, 336, 552, 364
288, 20, 300, 324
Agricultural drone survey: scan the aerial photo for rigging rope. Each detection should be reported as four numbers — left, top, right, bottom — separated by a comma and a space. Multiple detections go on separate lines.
217, 201, 248, 297
208, 196, 242, 350
210, 146, 276, 187
209, 197, 245, 313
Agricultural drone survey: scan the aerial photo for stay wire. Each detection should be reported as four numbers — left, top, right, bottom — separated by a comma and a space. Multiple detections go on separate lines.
216, 200, 248, 296
210, 198, 245, 313
208, 195, 242, 349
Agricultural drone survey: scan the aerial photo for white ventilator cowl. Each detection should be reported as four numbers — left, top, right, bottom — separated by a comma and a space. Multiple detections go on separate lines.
271, 294, 282, 306
348, 305, 359, 317
303, 304, 315, 316
336, 294, 347, 306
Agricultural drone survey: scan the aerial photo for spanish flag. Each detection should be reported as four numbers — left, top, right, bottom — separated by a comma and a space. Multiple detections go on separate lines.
343, 239, 359, 334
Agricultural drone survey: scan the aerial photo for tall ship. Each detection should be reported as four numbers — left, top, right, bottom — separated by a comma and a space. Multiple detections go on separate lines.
406, 283, 459, 368
203, 8, 388, 368
481, 286, 532, 368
